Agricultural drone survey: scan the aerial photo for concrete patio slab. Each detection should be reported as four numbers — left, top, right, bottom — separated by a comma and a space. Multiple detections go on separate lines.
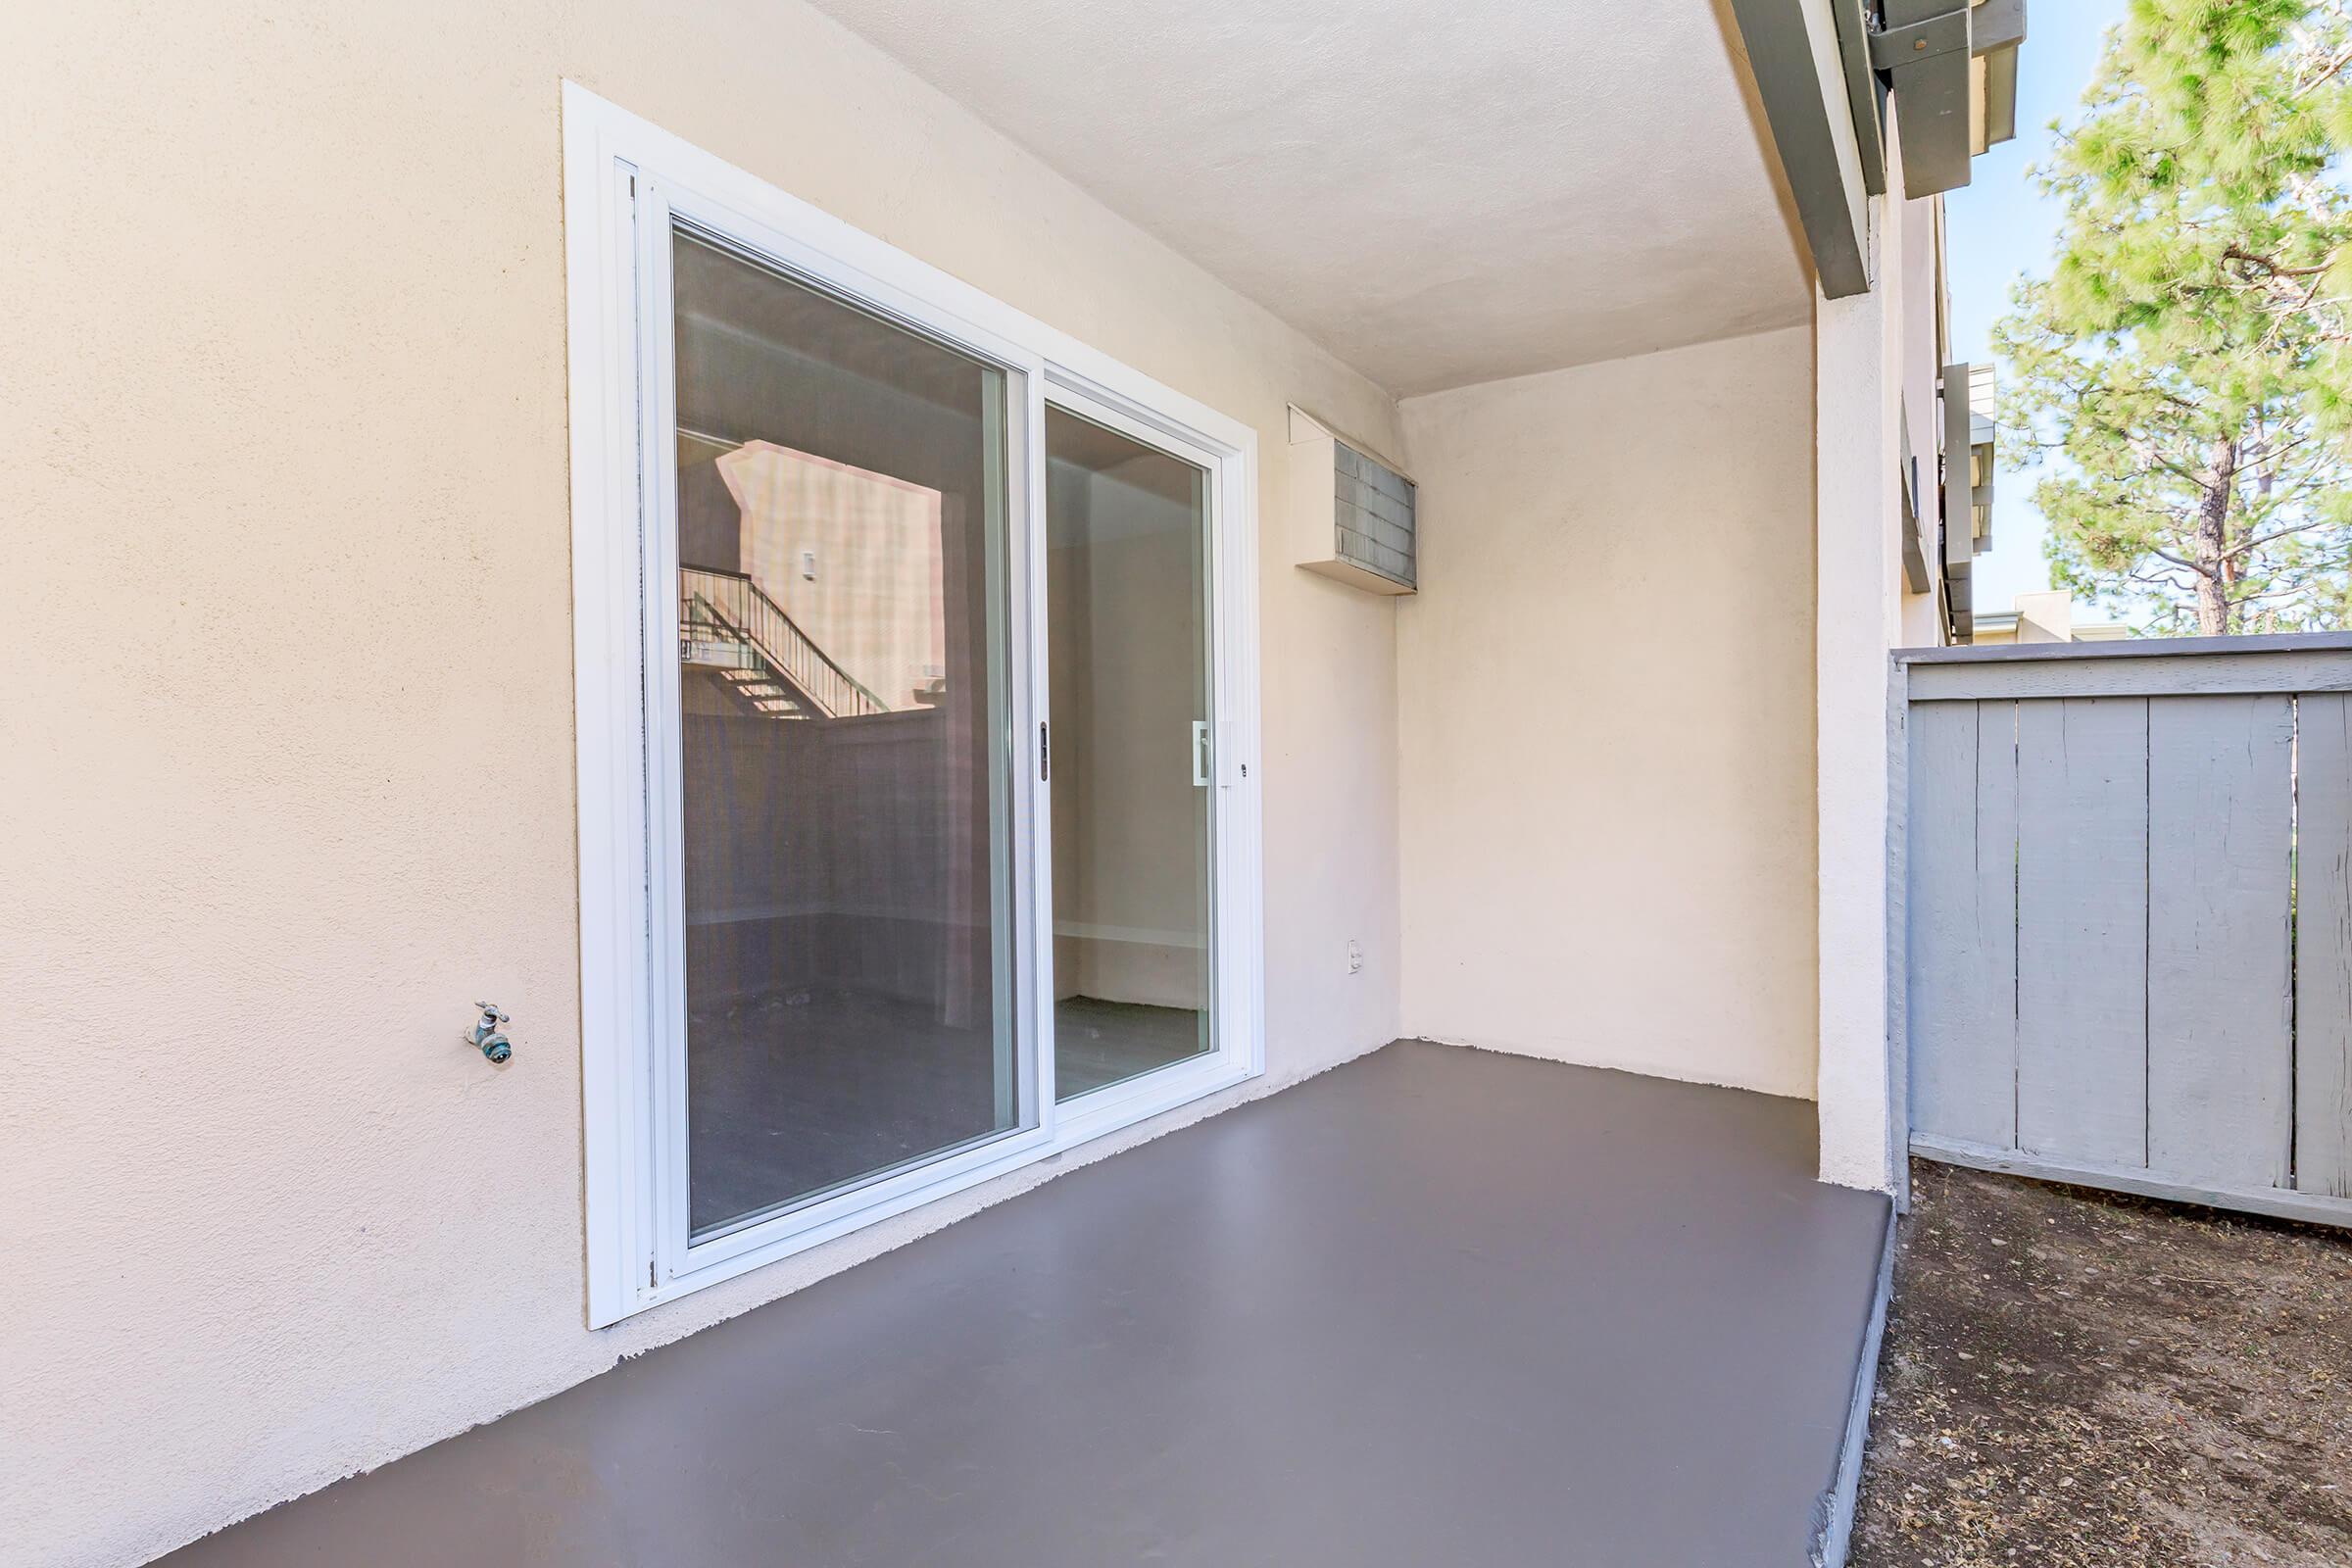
153, 1041, 1888, 1568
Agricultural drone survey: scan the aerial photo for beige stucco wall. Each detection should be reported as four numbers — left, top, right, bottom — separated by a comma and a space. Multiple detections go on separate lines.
1814, 135, 1913, 1192
0, 6, 1406, 1565
1394, 327, 1820, 1099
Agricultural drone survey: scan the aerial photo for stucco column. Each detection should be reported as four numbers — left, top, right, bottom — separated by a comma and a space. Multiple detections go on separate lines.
1814, 191, 1903, 1194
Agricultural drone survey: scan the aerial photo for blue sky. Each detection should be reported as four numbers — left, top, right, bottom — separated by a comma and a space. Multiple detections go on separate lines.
1942, 0, 2133, 620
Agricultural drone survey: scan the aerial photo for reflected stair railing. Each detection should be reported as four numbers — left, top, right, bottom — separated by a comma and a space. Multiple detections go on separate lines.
679, 566, 890, 720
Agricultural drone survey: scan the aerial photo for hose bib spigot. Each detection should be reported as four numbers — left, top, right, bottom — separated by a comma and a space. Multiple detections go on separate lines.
466, 1003, 513, 1065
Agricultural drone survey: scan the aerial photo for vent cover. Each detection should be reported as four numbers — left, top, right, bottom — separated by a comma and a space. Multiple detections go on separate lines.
1288, 406, 1417, 596
1333, 440, 1416, 589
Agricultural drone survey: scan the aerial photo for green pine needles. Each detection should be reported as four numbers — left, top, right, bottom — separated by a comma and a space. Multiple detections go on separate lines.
1995, 0, 2352, 633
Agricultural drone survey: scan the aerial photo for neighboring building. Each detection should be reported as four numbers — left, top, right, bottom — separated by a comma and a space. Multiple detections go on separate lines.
1891, 232, 2000, 646
1970, 589, 2131, 645
4, 5, 2028, 1566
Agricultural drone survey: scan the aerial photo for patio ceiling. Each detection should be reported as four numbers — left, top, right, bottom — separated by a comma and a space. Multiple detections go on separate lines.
803, 0, 1813, 395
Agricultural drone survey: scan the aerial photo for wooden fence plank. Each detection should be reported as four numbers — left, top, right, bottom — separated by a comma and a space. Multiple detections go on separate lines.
2299, 693, 2352, 1198
1908, 703, 2019, 1147
2016, 697, 2149, 1168
2146, 696, 2294, 1189
1975, 702, 2021, 1145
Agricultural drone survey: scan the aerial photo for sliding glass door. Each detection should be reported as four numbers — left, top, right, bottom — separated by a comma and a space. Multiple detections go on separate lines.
567, 103, 1263, 1320
1043, 404, 1215, 1101
663, 226, 1024, 1243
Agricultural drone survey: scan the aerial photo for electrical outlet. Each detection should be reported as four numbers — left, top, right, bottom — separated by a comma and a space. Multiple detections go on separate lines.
1347, 939, 1363, 974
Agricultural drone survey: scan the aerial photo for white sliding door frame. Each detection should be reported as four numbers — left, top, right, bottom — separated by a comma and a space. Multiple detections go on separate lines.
564, 82, 1262, 1328
635, 177, 1054, 1288
1038, 378, 1260, 1149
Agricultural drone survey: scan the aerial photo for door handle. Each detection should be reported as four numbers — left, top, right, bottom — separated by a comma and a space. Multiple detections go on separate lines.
1192, 720, 1210, 787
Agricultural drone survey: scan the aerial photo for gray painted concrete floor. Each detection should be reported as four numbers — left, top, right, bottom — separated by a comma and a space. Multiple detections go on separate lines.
154, 1041, 1888, 1568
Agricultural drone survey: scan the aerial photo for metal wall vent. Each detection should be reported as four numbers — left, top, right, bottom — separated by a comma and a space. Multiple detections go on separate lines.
1333, 440, 1416, 590
1288, 406, 1417, 596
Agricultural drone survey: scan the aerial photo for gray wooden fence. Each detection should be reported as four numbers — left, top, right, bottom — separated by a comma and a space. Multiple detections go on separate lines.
1895, 634, 2352, 1226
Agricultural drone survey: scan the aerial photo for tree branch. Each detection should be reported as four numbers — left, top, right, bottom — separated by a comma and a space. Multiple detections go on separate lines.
2224, 514, 2344, 559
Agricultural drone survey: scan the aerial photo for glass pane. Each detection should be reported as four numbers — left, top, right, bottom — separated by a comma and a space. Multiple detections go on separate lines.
671, 228, 1017, 1241
1045, 406, 1213, 1100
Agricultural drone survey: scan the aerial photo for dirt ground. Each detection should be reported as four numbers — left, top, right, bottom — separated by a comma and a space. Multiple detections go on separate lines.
1850, 1162, 2352, 1568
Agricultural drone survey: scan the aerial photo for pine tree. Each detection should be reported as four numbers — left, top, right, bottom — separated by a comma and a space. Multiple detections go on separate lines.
1995, 0, 2352, 634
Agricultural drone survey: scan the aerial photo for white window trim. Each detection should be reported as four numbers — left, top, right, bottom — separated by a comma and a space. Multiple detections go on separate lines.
563, 82, 1264, 1327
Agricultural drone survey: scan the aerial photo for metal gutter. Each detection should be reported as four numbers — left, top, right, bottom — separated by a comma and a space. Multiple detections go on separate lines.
1724, 0, 1872, 297
1720, 3, 2030, 294
1873, 0, 2030, 195
1830, 0, 1888, 196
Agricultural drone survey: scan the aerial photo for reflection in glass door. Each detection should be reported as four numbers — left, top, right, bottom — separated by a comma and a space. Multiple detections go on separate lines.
667, 228, 1020, 1241
1044, 405, 1214, 1100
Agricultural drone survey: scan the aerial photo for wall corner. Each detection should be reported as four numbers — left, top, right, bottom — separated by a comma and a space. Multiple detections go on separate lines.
1813, 202, 1902, 1195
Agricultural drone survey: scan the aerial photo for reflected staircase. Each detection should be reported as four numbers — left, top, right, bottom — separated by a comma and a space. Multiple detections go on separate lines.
680, 566, 889, 720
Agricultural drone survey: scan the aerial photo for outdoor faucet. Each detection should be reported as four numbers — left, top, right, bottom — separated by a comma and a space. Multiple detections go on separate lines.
466, 1003, 513, 1065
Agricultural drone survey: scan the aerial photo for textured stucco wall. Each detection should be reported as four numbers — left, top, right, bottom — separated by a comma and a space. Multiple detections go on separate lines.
0, 6, 1405, 1564
1815, 150, 1908, 1194
1394, 328, 1821, 1099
